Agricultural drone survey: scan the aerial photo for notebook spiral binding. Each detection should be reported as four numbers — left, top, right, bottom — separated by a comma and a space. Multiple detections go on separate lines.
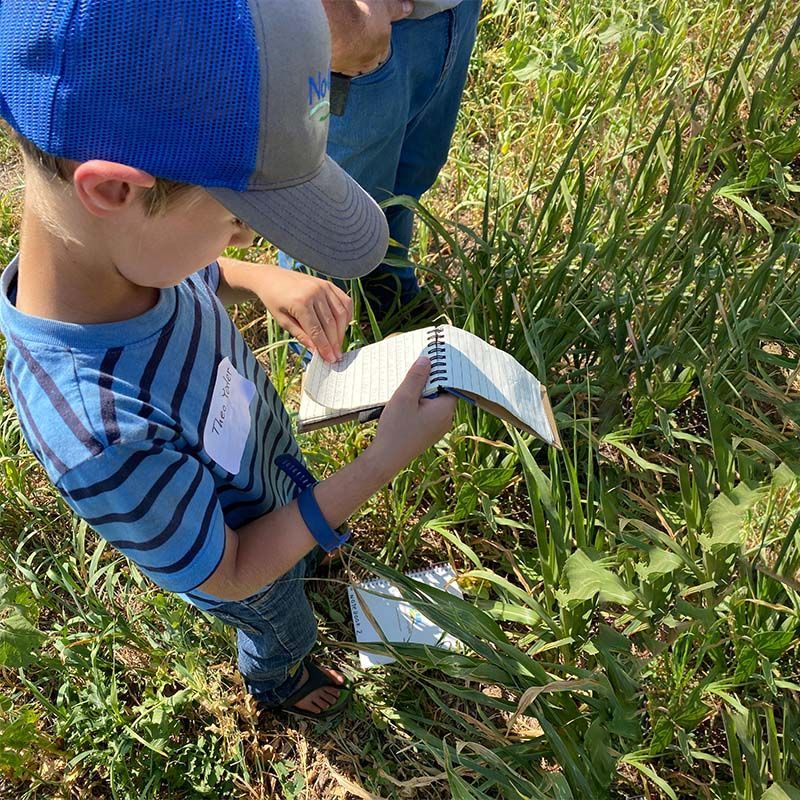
356, 563, 451, 592
426, 325, 448, 380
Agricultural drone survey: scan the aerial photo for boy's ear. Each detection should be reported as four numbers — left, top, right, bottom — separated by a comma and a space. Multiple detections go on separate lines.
73, 161, 156, 217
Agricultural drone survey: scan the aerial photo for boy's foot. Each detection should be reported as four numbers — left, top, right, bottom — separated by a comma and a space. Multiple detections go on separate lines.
278, 657, 351, 719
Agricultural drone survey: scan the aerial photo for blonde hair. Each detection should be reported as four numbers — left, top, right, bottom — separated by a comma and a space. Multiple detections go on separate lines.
11, 128, 192, 216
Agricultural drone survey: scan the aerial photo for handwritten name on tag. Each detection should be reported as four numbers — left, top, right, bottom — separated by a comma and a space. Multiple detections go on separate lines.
203, 357, 256, 475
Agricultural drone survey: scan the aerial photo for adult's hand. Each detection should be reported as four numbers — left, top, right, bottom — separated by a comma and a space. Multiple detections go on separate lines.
322, 0, 415, 77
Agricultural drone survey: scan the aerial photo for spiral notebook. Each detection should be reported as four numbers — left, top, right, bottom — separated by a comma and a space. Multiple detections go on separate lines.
298, 324, 561, 448
348, 563, 463, 669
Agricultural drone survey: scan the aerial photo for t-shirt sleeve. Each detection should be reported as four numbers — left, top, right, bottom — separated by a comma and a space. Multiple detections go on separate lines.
198, 261, 221, 294
57, 443, 226, 594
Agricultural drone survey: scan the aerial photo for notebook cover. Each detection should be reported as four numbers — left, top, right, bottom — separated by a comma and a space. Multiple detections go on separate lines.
347, 563, 463, 669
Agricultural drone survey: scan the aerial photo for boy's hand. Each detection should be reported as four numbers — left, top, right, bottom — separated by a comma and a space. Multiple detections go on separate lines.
258, 270, 353, 363
370, 357, 456, 475
323, 0, 415, 76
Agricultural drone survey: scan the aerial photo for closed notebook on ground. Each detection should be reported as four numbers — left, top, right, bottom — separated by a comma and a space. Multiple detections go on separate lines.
347, 563, 463, 669
298, 324, 561, 447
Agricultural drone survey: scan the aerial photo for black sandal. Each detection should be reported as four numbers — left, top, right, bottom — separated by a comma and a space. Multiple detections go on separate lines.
277, 657, 352, 719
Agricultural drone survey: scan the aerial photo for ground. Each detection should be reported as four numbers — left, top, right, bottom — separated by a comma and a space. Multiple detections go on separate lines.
1, 1, 800, 798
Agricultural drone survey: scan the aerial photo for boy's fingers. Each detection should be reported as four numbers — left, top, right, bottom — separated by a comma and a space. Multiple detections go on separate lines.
394, 357, 431, 401
421, 393, 458, 419
327, 292, 351, 348
280, 315, 315, 355
419, 393, 457, 437
313, 299, 341, 359
333, 284, 353, 310
332, 290, 353, 323
285, 308, 331, 361
295, 333, 315, 353
421, 392, 458, 411
295, 305, 335, 361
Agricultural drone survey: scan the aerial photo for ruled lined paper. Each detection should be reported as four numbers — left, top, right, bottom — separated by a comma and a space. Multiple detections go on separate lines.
440, 327, 554, 444
348, 563, 463, 669
303, 327, 440, 412
298, 385, 341, 428
299, 325, 556, 445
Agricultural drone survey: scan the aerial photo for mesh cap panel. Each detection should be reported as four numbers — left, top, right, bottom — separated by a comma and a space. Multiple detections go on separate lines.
0, 0, 261, 189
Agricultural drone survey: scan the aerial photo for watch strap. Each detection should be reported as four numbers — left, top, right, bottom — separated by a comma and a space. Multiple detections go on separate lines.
297, 486, 351, 553
274, 454, 318, 495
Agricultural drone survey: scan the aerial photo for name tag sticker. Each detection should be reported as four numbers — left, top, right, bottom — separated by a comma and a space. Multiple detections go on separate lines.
203, 357, 256, 474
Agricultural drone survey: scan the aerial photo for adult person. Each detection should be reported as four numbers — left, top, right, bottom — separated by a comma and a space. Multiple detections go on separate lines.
282, 0, 482, 326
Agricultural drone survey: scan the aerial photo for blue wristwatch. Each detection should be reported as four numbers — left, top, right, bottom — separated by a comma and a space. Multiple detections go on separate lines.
274, 455, 351, 553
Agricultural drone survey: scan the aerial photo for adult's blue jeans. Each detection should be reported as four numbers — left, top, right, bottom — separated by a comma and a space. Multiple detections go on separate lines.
280, 1, 481, 313
204, 545, 326, 706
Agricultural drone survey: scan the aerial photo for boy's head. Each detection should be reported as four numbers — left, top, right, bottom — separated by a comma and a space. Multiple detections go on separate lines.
12, 127, 257, 288
0, 0, 389, 280
13, 129, 190, 217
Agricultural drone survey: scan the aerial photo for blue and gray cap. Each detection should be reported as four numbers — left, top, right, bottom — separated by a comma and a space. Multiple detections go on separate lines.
0, 0, 389, 279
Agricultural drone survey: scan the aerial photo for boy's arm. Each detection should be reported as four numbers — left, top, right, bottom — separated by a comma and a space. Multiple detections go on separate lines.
215, 256, 352, 363
204, 444, 394, 600
196, 357, 456, 601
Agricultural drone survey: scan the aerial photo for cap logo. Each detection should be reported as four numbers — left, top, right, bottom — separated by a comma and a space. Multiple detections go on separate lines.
308, 71, 330, 122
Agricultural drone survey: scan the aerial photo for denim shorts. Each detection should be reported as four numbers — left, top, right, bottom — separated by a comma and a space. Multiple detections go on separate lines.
205, 545, 325, 706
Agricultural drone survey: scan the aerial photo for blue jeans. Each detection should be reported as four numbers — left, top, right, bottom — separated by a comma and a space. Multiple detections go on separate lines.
279, 1, 481, 312
205, 545, 326, 706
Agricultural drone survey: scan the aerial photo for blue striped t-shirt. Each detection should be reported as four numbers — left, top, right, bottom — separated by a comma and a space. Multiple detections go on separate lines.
0, 258, 302, 609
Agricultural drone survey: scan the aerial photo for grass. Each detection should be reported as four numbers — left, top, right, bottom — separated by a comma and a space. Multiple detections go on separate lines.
1, 0, 800, 797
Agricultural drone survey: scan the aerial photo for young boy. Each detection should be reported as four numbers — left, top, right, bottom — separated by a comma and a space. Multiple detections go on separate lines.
0, 0, 456, 718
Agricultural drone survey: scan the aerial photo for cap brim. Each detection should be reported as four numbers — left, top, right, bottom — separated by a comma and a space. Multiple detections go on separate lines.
209, 156, 389, 279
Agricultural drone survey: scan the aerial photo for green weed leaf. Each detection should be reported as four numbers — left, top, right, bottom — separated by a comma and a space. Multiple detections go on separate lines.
635, 547, 683, 581
701, 482, 765, 552
753, 629, 797, 660
561, 549, 635, 606
762, 783, 800, 800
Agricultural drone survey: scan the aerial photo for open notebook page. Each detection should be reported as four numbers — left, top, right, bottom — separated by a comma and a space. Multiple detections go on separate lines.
298, 387, 344, 429
302, 327, 438, 413
438, 326, 556, 445
348, 563, 463, 669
